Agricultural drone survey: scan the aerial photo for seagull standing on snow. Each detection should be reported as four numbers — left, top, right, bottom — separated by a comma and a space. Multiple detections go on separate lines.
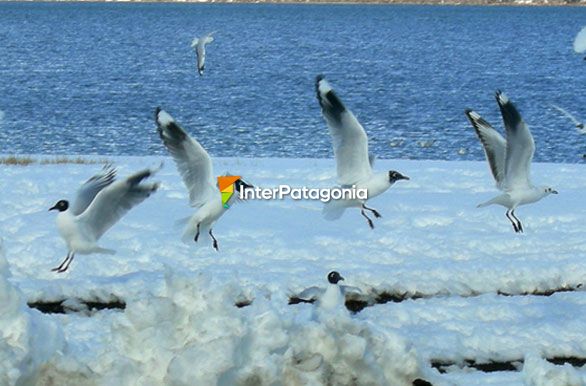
465, 91, 558, 233
551, 104, 584, 133
155, 108, 251, 251
294, 271, 364, 305
49, 165, 160, 272
316, 75, 409, 229
318, 271, 346, 311
191, 32, 215, 76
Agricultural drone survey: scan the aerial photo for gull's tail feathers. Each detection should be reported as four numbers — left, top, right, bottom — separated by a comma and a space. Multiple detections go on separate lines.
92, 247, 116, 255
180, 216, 211, 245
322, 201, 347, 220
175, 216, 191, 228
476, 194, 508, 208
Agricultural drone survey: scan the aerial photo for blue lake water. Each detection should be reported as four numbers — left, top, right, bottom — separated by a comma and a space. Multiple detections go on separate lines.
0, 2, 585, 162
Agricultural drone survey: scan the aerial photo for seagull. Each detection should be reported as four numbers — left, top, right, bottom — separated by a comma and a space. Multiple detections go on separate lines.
49, 165, 160, 273
416, 139, 436, 148
155, 108, 251, 251
389, 138, 405, 148
293, 272, 365, 306
551, 104, 585, 133
318, 271, 346, 312
315, 75, 409, 229
191, 31, 215, 76
465, 91, 558, 233
573, 26, 586, 60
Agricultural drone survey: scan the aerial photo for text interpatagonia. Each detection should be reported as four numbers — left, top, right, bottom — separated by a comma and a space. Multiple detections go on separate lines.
240, 185, 368, 203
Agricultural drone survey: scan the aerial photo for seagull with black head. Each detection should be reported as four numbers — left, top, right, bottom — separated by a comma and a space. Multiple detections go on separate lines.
316, 75, 409, 229
49, 164, 160, 273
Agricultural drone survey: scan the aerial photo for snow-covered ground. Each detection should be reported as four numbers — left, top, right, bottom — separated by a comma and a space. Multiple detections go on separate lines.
1, 156, 586, 385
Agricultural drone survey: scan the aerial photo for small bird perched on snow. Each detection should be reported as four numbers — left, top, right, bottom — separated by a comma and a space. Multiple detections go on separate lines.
316, 75, 409, 229
155, 107, 251, 251
318, 271, 346, 311
294, 271, 364, 307
465, 91, 558, 233
49, 165, 160, 273
191, 31, 215, 76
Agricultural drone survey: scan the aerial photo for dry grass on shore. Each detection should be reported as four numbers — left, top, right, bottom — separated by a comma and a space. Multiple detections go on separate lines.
0, 156, 110, 166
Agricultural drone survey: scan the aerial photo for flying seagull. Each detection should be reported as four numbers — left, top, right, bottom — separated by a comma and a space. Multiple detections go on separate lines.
315, 75, 409, 229
49, 165, 160, 273
155, 108, 251, 251
551, 104, 584, 133
191, 31, 215, 76
465, 91, 558, 233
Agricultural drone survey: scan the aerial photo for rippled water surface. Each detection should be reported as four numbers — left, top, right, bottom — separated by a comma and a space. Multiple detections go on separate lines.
0, 3, 585, 162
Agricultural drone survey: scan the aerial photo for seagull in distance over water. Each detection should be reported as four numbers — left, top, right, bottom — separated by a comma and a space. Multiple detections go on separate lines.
465, 91, 558, 233
49, 165, 160, 273
191, 31, 215, 76
316, 75, 409, 229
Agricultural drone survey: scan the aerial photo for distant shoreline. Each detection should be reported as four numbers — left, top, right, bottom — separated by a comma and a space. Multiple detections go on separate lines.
3, 0, 586, 5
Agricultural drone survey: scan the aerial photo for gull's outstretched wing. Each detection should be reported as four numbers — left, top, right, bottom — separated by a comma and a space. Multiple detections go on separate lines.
496, 91, 534, 190
574, 26, 586, 54
316, 75, 371, 185
78, 166, 160, 240
465, 109, 507, 189
155, 108, 216, 207
71, 165, 117, 216
202, 31, 215, 45
551, 104, 582, 126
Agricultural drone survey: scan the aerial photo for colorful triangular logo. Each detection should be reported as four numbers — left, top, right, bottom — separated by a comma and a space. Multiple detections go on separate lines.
218, 176, 241, 209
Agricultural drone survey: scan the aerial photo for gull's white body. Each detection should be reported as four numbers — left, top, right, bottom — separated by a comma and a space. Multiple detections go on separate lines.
182, 193, 224, 244
315, 76, 407, 222
477, 187, 551, 211
55, 212, 114, 255
297, 283, 363, 303
466, 92, 556, 231
318, 283, 344, 311
191, 32, 215, 76
322, 173, 391, 220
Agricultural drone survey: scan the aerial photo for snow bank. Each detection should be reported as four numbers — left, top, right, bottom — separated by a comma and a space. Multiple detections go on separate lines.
522, 353, 583, 386
0, 239, 64, 386
2, 156, 586, 385
98, 269, 427, 386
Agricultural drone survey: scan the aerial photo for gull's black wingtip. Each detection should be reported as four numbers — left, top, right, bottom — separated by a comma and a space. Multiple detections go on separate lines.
154, 107, 162, 122
315, 74, 326, 103
464, 108, 473, 116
